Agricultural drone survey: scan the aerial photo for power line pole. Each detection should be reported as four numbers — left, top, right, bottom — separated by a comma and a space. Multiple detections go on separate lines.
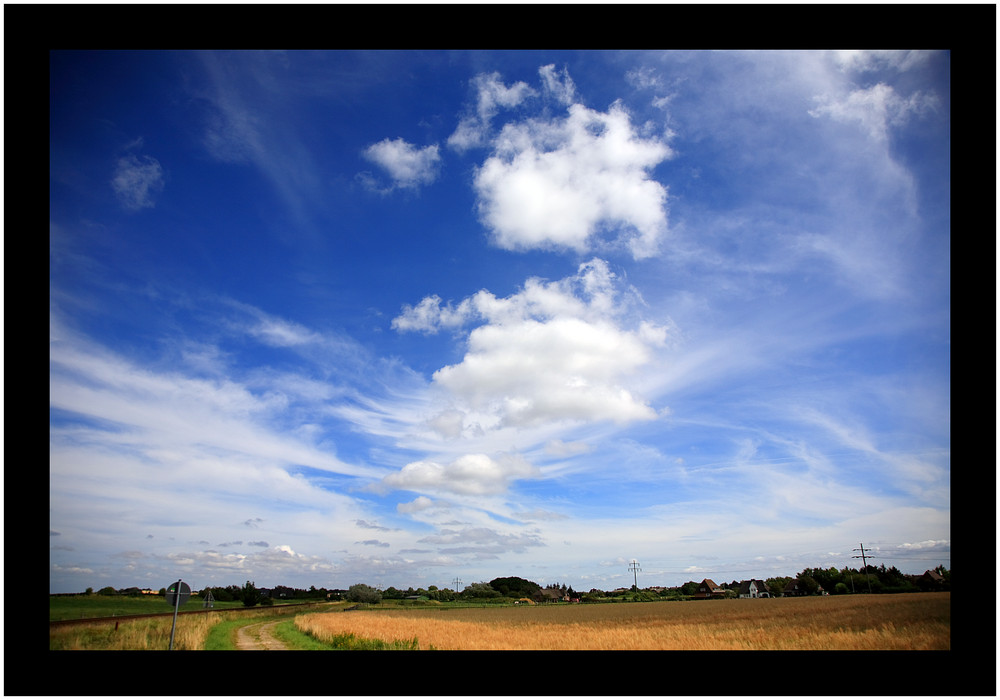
852, 543, 873, 593
628, 560, 641, 590
452, 577, 463, 592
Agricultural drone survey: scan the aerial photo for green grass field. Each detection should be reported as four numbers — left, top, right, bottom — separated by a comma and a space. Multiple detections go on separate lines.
50, 594, 278, 621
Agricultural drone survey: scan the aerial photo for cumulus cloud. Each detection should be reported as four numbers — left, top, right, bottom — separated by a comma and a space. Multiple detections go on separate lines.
474, 101, 672, 259
111, 154, 165, 210
397, 496, 436, 514
393, 258, 669, 430
362, 137, 441, 190
381, 453, 540, 496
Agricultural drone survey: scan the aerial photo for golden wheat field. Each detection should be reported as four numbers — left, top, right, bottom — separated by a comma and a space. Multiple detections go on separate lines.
49, 612, 220, 650
295, 592, 949, 650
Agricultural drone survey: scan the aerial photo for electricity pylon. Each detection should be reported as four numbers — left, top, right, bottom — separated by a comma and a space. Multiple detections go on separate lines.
852, 543, 873, 593
628, 560, 641, 590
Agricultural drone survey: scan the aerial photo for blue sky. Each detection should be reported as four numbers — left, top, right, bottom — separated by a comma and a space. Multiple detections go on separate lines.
49, 50, 950, 594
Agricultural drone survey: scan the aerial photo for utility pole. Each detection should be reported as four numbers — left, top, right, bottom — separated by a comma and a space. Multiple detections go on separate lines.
628, 560, 641, 591
852, 543, 873, 593
452, 577, 463, 592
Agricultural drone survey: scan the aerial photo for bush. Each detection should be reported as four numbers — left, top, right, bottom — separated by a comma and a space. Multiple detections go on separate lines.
346, 583, 382, 604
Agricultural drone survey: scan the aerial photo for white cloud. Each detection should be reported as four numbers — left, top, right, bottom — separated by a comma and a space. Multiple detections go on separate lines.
809, 83, 940, 143
111, 154, 164, 210
391, 294, 475, 334
397, 496, 436, 514
538, 64, 576, 105
544, 439, 591, 457
362, 137, 441, 190
425, 409, 467, 439
448, 72, 536, 152
831, 50, 934, 74
394, 259, 666, 431
474, 101, 672, 259
434, 317, 657, 428
381, 453, 540, 496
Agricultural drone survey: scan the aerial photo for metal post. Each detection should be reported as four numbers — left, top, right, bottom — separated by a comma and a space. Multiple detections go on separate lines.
169, 579, 182, 650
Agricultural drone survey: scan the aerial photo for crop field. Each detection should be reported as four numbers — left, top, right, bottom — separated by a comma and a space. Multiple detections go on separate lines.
295, 592, 950, 650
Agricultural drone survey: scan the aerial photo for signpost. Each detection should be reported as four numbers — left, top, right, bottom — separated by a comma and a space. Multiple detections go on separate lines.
165, 580, 191, 650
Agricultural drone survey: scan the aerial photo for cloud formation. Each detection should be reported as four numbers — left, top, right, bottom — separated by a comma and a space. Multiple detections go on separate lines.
474, 101, 672, 259
809, 82, 940, 143
394, 259, 668, 432
381, 453, 540, 496
361, 137, 442, 190
448, 71, 537, 152
111, 154, 164, 210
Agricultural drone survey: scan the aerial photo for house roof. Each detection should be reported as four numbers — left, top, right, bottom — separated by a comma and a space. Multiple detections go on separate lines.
737, 579, 767, 595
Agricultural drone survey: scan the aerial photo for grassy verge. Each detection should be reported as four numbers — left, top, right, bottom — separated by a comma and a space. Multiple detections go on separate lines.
201, 613, 421, 650
273, 619, 421, 650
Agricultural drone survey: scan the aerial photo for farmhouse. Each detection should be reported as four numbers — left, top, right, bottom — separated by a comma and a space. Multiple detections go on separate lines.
694, 579, 724, 599
913, 569, 946, 588
737, 579, 770, 598
536, 586, 569, 603
783, 579, 826, 596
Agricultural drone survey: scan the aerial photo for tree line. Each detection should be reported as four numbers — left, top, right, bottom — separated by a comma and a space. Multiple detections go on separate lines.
660, 563, 949, 599
71, 564, 948, 606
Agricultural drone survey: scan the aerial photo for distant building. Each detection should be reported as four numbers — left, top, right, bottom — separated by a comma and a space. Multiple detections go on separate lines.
737, 579, 770, 598
694, 579, 724, 599
783, 579, 825, 596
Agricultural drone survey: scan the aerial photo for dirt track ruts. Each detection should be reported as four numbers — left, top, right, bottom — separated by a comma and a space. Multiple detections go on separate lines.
235, 620, 289, 650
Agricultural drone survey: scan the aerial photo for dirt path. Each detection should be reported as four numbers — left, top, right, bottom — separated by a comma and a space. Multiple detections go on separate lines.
235, 620, 289, 650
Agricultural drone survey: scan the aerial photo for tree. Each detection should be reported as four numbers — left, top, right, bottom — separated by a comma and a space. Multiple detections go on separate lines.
346, 583, 382, 604
463, 582, 501, 599
240, 580, 262, 607
97, 586, 117, 596
797, 575, 820, 595
209, 586, 234, 602
765, 577, 791, 597
489, 576, 541, 598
